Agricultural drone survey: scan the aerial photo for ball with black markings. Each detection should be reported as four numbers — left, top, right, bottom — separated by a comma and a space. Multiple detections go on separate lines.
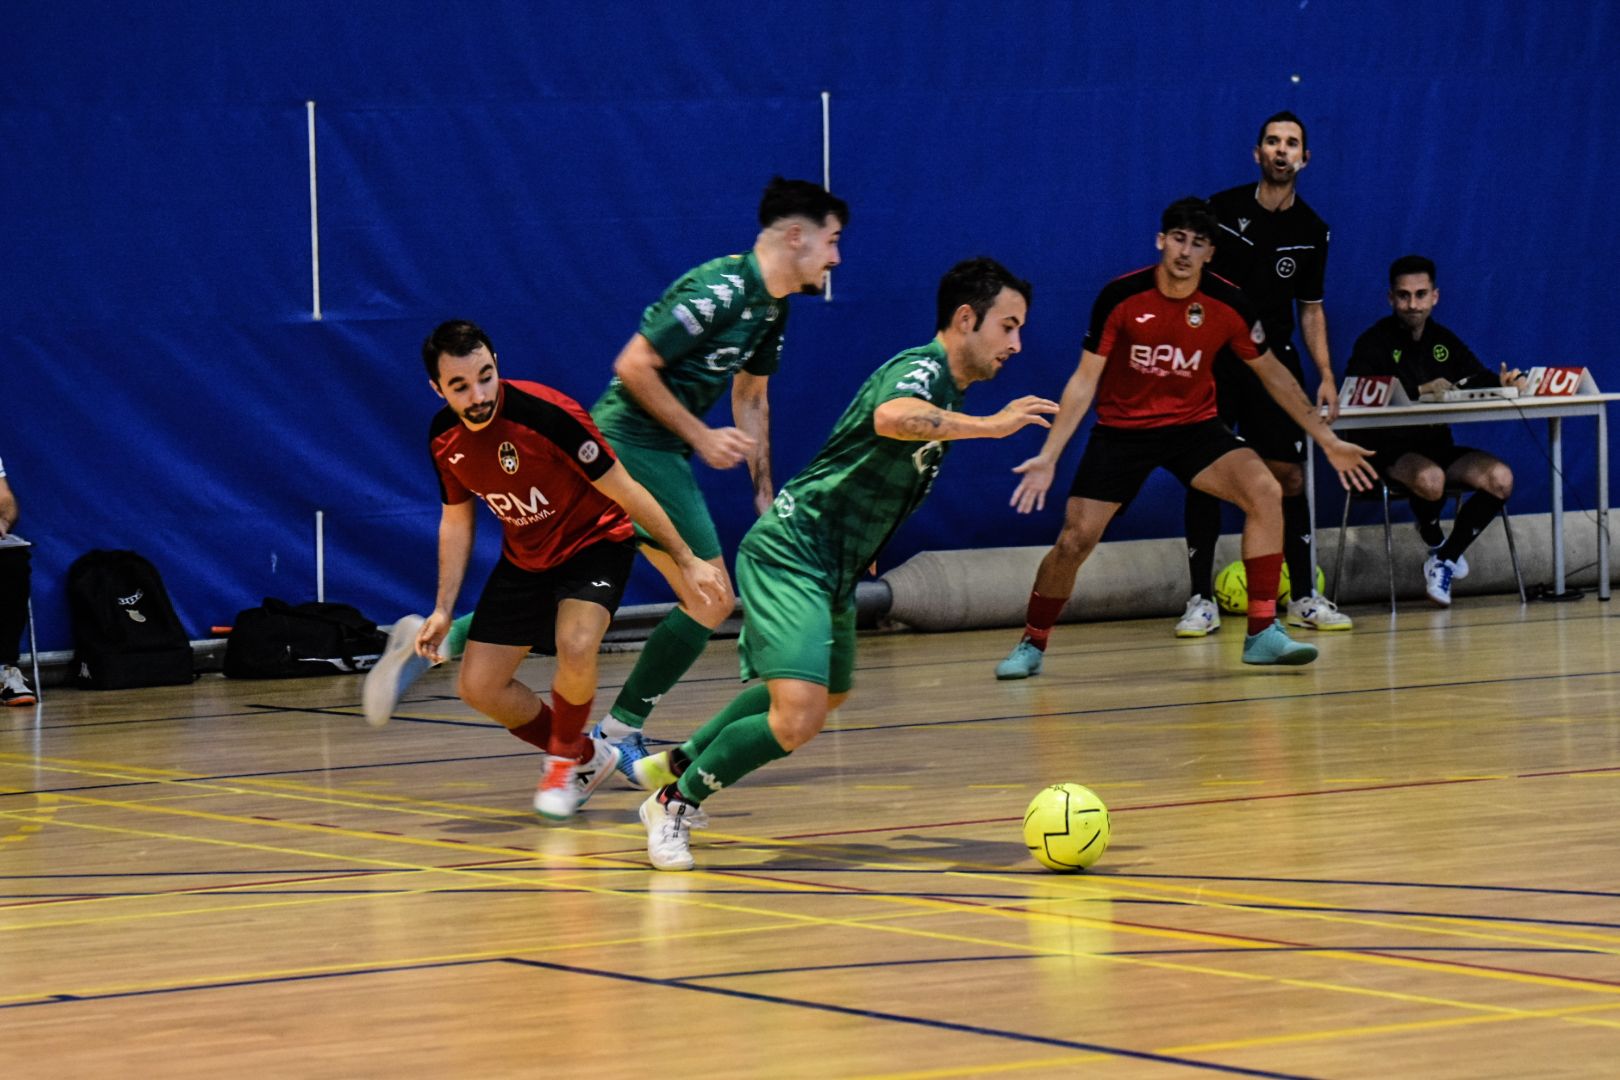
1022, 783, 1110, 872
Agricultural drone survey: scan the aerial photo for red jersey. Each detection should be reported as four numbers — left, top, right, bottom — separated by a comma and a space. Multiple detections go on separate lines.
1084, 266, 1268, 428
430, 380, 634, 572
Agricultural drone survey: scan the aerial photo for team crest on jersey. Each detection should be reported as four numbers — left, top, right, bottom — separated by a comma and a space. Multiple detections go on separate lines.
1185, 302, 1205, 328
1433, 344, 1450, 362
498, 441, 520, 474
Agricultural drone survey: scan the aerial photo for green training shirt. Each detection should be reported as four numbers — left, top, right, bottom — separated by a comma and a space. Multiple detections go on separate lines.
592, 251, 786, 452
740, 339, 963, 602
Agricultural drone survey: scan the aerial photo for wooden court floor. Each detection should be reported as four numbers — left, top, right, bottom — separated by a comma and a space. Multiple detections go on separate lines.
3, 594, 1620, 1079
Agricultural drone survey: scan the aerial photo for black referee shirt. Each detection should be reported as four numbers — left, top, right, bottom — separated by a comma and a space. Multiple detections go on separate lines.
1207, 183, 1330, 351
1346, 316, 1496, 398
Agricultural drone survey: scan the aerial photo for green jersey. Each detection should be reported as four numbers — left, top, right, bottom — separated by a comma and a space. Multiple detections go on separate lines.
740, 339, 963, 602
592, 251, 786, 452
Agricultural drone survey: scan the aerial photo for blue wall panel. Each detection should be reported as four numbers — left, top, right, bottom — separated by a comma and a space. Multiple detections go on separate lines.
4, 1, 1616, 651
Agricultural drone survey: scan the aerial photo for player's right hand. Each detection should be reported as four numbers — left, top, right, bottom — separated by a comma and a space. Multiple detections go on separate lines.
1010, 455, 1057, 514
676, 556, 731, 611
416, 611, 450, 662
695, 426, 757, 470
989, 396, 1060, 438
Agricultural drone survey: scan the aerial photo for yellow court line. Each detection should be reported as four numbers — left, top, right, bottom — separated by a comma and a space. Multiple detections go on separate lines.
4, 810, 1603, 1032
10, 758, 1620, 1011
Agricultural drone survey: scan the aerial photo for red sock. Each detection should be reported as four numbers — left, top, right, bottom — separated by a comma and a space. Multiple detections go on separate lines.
508, 702, 552, 750
548, 691, 594, 761
1022, 591, 1069, 651
1245, 552, 1284, 636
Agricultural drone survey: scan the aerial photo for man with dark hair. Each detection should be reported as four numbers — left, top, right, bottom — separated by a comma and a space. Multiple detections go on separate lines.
1178, 111, 1350, 638
577, 176, 848, 779
999, 198, 1376, 678
1345, 256, 1526, 606
0, 456, 35, 707
631, 258, 1056, 870
397, 320, 725, 821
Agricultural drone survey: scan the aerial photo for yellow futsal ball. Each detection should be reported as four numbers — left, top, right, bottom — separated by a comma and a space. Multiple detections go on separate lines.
1214, 560, 1248, 613
1023, 783, 1110, 872
1214, 561, 1326, 612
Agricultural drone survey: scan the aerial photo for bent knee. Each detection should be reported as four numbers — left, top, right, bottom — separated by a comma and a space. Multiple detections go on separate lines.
1409, 468, 1446, 502
1484, 464, 1514, 500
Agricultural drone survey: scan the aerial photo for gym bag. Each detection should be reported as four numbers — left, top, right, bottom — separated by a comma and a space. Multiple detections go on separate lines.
223, 598, 387, 679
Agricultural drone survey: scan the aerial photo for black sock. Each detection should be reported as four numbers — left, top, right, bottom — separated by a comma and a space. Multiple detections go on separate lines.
1185, 488, 1222, 598
1411, 496, 1446, 548
1437, 492, 1503, 562
669, 747, 691, 777
1282, 494, 1314, 599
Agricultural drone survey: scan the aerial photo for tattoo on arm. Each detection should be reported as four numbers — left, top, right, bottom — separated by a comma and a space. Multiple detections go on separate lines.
895, 408, 945, 438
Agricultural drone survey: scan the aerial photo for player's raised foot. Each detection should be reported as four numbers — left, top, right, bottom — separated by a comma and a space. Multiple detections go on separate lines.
572, 735, 622, 811
640, 787, 698, 871
1428, 546, 1468, 580
1285, 593, 1353, 631
1241, 622, 1319, 666
1423, 554, 1457, 607
361, 614, 434, 727
591, 717, 648, 784
1174, 595, 1221, 638
0, 665, 37, 707
994, 638, 1044, 680
632, 749, 678, 791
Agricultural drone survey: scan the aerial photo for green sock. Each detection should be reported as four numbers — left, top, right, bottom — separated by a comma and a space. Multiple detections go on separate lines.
681, 683, 772, 760
609, 607, 713, 729
446, 613, 474, 659
677, 712, 789, 804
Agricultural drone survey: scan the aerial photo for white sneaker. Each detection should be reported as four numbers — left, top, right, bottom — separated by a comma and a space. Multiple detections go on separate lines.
1429, 546, 1469, 580
361, 615, 435, 728
1286, 593, 1354, 631
534, 755, 581, 821
571, 736, 621, 811
1423, 554, 1457, 607
639, 790, 698, 871
0, 664, 36, 707
1174, 595, 1221, 638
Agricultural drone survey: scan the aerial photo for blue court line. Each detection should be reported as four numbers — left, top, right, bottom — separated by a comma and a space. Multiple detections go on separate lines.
500, 957, 1320, 1079
829, 667, 1620, 735
0, 959, 492, 1010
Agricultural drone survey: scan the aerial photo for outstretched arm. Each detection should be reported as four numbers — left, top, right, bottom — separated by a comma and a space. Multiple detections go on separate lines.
1249, 351, 1377, 490
592, 461, 727, 610
872, 395, 1058, 442
1009, 350, 1107, 513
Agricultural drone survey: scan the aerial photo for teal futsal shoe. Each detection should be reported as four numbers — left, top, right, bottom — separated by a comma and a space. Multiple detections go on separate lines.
1241, 621, 1319, 666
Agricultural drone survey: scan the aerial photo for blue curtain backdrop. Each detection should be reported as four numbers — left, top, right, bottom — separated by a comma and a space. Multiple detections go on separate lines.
5, 1, 1616, 650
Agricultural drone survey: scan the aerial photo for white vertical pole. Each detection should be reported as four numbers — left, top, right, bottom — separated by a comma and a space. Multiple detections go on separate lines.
821, 89, 833, 302
306, 100, 322, 321
315, 510, 326, 602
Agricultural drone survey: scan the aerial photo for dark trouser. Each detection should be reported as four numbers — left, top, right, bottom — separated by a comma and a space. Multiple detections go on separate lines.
0, 547, 31, 666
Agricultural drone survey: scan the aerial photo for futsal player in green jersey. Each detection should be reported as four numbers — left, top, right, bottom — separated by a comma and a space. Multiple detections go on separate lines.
631, 258, 1059, 870
372, 179, 848, 738
587, 177, 849, 779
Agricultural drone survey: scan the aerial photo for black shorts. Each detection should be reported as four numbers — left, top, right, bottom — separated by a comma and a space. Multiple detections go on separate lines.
467, 539, 637, 653
1360, 427, 1477, 476
1069, 419, 1248, 507
1214, 342, 1306, 464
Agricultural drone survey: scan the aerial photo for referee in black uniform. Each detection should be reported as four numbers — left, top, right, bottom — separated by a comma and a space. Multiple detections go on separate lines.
1177, 111, 1351, 637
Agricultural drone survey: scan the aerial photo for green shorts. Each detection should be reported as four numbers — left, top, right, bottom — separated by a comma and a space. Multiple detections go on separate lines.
735, 547, 856, 694
605, 439, 722, 561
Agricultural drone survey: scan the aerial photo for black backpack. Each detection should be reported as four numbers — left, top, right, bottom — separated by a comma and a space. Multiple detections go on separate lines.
67, 549, 195, 690
223, 598, 388, 679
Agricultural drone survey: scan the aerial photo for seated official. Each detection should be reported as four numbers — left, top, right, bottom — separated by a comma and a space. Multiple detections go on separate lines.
0, 456, 35, 706
1345, 254, 1526, 607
